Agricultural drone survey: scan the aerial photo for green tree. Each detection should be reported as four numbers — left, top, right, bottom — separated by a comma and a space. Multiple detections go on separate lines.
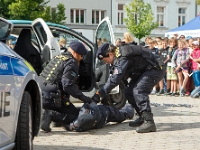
124, 0, 158, 42
196, 0, 200, 5
6, 0, 66, 24
8, 0, 49, 20
41, 3, 66, 25
0, 0, 13, 18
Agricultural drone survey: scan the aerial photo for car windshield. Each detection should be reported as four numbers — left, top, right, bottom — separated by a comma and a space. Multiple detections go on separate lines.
0, 21, 9, 39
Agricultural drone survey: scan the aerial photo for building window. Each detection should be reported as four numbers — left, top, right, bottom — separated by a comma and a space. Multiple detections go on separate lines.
70, 9, 85, 24
92, 10, 105, 24
178, 8, 186, 26
157, 6, 165, 27
118, 4, 124, 25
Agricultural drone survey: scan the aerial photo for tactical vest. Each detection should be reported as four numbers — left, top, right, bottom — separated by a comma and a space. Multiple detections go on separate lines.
119, 44, 163, 79
40, 55, 69, 86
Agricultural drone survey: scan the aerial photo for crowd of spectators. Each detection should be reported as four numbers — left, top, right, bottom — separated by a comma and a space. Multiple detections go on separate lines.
115, 33, 200, 98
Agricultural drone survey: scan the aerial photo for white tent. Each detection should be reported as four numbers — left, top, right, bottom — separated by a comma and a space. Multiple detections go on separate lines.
165, 16, 200, 38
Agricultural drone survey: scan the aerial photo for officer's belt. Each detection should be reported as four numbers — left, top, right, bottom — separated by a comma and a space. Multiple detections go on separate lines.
42, 91, 55, 99
146, 58, 165, 70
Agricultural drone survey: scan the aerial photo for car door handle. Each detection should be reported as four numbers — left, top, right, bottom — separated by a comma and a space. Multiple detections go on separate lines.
51, 47, 55, 50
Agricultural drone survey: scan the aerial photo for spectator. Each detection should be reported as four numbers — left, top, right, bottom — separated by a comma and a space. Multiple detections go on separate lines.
179, 35, 185, 39
190, 41, 200, 98
166, 38, 178, 96
123, 32, 137, 45
148, 38, 158, 94
97, 38, 102, 47
115, 38, 121, 47
156, 39, 169, 96
59, 38, 67, 52
172, 39, 190, 97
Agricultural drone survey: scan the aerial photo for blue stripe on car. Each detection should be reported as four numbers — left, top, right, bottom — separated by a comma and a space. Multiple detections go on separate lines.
11, 57, 30, 76
0, 56, 13, 75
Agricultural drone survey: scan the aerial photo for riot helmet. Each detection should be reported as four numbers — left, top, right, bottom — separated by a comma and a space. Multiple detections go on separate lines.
68, 102, 101, 132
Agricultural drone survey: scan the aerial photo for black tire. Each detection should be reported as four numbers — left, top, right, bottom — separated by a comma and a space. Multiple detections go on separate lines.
13, 91, 33, 150
101, 81, 127, 110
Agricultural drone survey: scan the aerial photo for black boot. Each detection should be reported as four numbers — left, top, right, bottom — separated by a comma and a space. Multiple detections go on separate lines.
129, 113, 144, 127
136, 111, 156, 133
41, 110, 52, 132
52, 122, 62, 127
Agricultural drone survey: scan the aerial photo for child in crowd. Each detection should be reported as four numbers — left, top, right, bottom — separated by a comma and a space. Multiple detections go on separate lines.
156, 39, 169, 96
171, 39, 190, 96
148, 39, 158, 94
190, 41, 200, 98
166, 38, 178, 96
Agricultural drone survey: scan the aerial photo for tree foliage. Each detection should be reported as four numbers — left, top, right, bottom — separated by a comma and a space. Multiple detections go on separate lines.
41, 3, 66, 25
0, 0, 13, 18
8, 0, 49, 20
124, 0, 158, 41
196, 0, 200, 5
0, 0, 66, 24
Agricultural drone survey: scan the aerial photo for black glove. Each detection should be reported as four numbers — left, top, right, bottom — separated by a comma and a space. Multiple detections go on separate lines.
80, 95, 92, 103
92, 92, 101, 103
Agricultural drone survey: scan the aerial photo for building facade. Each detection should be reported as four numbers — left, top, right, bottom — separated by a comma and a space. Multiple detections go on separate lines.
48, 0, 200, 42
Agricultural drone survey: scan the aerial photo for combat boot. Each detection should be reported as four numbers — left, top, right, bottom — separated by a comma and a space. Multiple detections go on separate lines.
41, 110, 52, 132
52, 122, 62, 127
129, 113, 144, 127
136, 111, 156, 133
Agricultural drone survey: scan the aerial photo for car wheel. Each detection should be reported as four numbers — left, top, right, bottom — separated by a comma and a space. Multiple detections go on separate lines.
101, 81, 127, 110
110, 81, 127, 110
13, 91, 33, 150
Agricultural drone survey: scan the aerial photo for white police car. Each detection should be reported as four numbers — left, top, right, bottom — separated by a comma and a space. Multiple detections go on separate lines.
0, 17, 42, 150
7, 17, 126, 109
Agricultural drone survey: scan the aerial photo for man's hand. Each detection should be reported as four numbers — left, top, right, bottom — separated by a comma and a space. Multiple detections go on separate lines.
92, 92, 101, 103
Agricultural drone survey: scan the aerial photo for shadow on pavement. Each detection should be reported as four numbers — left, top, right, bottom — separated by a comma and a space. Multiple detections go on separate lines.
34, 145, 110, 150
156, 122, 200, 132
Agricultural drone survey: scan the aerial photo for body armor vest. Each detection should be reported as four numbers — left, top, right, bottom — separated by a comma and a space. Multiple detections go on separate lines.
119, 44, 163, 79
40, 55, 69, 86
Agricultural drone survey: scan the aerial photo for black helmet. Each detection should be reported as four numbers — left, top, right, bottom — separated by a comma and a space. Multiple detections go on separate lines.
70, 102, 102, 132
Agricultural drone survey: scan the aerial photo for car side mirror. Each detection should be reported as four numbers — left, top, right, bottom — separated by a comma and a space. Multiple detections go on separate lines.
0, 17, 13, 41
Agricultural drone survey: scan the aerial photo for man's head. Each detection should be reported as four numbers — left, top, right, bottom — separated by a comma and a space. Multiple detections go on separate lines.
68, 41, 88, 62
115, 38, 121, 47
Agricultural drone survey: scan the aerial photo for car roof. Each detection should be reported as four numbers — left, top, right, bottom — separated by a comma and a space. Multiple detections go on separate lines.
8, 20, 70, 30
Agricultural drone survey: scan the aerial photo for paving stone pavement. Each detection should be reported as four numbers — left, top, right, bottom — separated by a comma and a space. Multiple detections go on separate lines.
33, 95, 200, 150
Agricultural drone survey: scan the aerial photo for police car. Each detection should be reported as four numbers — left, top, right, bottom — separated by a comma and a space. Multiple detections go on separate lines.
7, 17, 127, 109
0, 18, 42, 149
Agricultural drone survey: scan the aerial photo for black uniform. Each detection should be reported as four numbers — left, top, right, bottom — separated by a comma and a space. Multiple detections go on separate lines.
94, 42, 166, 133
98, 44, 165, 115
40, 41, 91, 132
65, 102, 134, 132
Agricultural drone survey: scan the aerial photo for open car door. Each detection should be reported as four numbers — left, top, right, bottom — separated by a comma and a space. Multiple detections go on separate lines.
32, 18, 60, 66
95, 17, 126, 110
95, 16, 116, 91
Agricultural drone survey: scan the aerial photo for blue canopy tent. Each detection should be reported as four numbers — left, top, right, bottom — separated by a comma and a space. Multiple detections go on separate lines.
165, 16, 200, 38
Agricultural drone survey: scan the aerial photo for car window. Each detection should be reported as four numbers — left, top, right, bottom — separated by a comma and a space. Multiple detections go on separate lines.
33, 22, 47, 47
6, 28, 41, 52
0, 21, 9, 39
50, 28, 91, 51
96, 20, 111, 44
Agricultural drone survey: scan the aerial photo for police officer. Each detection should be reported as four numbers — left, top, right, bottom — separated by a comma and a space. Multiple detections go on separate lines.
92, 42, 166, 133
40, 41, 92, 132
64, 102, 134, 132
